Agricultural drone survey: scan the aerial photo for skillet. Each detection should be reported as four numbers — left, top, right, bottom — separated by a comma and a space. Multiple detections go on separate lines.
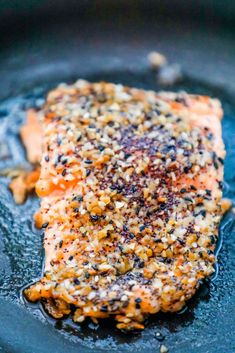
0, 1, 234, 352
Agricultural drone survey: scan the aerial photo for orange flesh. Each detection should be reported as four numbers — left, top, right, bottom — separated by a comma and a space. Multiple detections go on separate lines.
8, 109, 42, 204
9, 168, 40, 204
20, 109, 42, 165
22, 81, 225, 330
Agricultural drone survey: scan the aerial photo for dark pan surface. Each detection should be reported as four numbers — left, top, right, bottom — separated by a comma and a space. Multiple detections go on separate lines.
0, 3, 235, 353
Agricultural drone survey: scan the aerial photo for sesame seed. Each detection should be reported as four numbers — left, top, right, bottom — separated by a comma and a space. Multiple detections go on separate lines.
86, 169, 91, 177
42, 222, 49, 228
100, 305, 108, 312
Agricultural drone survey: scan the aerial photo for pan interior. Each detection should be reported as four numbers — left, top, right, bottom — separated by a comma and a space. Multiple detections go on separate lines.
0, 69, 234, 352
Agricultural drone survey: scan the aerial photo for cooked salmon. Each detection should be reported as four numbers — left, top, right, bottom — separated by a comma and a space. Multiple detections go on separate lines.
24, 80, 225, 330
20, 109, 42, 165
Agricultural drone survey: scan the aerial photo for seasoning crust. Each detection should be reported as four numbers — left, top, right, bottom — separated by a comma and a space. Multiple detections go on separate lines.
24, 80, 225, 330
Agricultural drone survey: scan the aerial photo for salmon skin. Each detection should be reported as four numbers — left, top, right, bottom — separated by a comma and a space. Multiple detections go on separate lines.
24, 80, 225, 330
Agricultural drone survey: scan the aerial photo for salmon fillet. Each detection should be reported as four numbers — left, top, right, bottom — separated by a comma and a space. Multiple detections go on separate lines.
24, 80, 225, 330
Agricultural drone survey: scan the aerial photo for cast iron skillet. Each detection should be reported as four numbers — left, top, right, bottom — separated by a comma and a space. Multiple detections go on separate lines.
0, 1, 235, 352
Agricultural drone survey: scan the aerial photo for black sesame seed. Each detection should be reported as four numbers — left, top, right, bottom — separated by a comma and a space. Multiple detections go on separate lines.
117, 185, 124, 193
42, 222, 49, 228
199, 210, 206, 217
62, 159, 67, 165
72, 195, 83, 202
85, 159, 92, 164
131, 185, 137, 193
57, 154, 63, 163
210, 235, 216, 244
85, 272, 90, 279
124, 153, 131, 159
123, 225, 128, 232
168, 229, 174, 234
44, 155, 50, 162
77, 135, 82, 142
110, 185, 117, 190
118, 245, 123, 252
90, 215, 99, 221
218, 157, 224, 165
139, 225, 145, 231
98, 145, 105, 152
154, 109, 161, 115
178, 239, 185, 245
68, 256, 73, 261
135, 297, 142, 304
74, 278, 80, 285
86, 169, 91, 177
62, 168, 67, 176
59, 240, 63, 248
129, 233, 135, 239
101, 305, 108, 312
180, 188, 186, 194
190, 185, 197, 191
184, 197, 193, 202
175, 97, 186, 104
